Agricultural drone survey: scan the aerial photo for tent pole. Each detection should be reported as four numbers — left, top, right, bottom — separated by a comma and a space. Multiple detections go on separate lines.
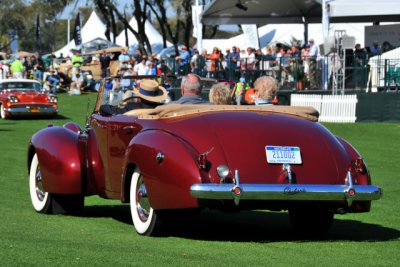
303, 18, 308, 45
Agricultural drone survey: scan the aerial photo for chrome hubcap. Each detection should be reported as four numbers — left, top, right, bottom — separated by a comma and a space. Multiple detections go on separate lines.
35, 166, 46, 201
136, 176, 150, 222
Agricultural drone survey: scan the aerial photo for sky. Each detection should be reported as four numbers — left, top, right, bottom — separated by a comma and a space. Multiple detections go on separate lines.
58, 0, 133, 19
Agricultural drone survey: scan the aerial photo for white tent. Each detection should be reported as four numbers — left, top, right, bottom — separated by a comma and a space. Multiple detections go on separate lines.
202, 23, 366, 53
116, 18, 172, 54
55, 11, 113, 57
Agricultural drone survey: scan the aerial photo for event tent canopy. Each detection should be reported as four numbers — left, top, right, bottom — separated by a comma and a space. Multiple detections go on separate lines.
201, 0, 400, 25
202, 22, 366, 52
55, 11, 114, 57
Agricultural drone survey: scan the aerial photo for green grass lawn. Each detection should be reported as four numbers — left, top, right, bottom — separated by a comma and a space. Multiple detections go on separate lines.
0, 93, 399, 266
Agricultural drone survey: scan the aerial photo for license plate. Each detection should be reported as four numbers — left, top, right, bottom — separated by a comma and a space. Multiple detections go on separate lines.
30, 107, 40, 112
265, 146, 302, 164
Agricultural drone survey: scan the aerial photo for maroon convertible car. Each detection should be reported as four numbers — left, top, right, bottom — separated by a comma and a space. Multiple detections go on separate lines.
28, 78, 382, 236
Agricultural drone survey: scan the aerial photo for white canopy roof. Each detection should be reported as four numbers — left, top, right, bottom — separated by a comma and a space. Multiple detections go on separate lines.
116, 18, 172, 53
202, 22, 366, 52
201, 0, 400, 25
55, 11, 113, 57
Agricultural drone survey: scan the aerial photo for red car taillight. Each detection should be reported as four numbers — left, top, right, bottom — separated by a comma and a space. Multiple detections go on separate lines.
348, 157, 370, 185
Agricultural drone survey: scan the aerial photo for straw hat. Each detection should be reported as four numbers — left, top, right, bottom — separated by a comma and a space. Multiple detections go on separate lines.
134, 79, 168, 103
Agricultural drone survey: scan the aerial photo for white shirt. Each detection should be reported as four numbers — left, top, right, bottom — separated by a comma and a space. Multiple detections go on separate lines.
309, 43, 319, 58
134, 62, 147, 75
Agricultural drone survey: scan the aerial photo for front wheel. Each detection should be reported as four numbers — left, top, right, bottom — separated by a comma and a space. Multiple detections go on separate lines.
29, 153, 84, 214
130, 167, 162, 236
0, 104, 6, 119
30, 154, 52, 213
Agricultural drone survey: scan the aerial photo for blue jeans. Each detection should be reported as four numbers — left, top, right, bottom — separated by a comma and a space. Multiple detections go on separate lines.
48, 76, 60, 94
34, 69, 43, 81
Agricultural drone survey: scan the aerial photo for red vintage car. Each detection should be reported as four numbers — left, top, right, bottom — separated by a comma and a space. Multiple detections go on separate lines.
28, 78, 382, 236
0, 79, 58, 119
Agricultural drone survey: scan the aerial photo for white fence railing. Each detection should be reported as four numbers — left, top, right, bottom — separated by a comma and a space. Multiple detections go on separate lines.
291, 94, 358, 123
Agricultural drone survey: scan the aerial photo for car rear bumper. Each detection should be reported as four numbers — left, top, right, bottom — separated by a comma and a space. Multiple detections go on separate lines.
190, 183, 382, 202
4, 105, 58, 117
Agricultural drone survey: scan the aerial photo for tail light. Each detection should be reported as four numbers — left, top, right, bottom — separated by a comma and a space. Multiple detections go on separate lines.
354, 158, 367, 174
198, 153, 207, 170
348, 157, 370, 185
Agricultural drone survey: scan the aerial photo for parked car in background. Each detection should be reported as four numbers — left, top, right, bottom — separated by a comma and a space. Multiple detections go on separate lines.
0, 79, 58, 119
27, 76, 382, 237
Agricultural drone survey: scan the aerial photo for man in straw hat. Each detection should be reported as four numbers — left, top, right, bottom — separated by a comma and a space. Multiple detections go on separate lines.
99, 79, 168, 116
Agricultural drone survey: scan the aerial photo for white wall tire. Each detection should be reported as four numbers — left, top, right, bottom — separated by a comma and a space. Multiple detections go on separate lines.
0, 104, 6, 119
130, 167, 161, 236
29, 154, 51, 213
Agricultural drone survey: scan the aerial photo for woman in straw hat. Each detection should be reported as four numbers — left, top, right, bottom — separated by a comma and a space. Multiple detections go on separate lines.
99, 79, 168, 116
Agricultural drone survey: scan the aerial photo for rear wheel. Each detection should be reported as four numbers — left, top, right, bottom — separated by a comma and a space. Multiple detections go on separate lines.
0, 104, 6, 119
29, 153, 84, 214
130, 167, 162, 236
289, 204, 334, 237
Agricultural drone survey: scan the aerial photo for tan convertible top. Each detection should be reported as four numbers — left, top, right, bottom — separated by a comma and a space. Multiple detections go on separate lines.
124, 104, 319, 122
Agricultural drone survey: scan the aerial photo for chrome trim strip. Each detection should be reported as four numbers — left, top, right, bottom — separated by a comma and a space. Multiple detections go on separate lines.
190, 184, 382, 202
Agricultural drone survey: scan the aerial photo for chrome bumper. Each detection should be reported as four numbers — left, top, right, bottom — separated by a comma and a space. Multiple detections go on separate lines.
5, 106, 58, 116
190, 184, 382, 202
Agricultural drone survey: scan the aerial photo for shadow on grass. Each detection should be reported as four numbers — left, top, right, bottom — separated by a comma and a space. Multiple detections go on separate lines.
82, 205, 400, 242
1, 114, 71, 121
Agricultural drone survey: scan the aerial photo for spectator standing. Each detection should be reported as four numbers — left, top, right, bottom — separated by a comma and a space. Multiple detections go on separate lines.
308, 39, 319, 90
195, 49, 207, 77
24, 56, 35, 79
133, 49, 143, 63
175, 45, 191, 75
353, 44, 368, 89
118, 49, 130, 68
253, 76, 278, 106
100, 50, 111, 78
10, 56, 24, 79
172, 73, 209, 104
369, 41, 381, 57
134, 56, 148, 75
233, 77, 250, 105
32, 53, 45, 81
209, 47, 221, 78
71, 50, 83, 75
226, 46, 240, 81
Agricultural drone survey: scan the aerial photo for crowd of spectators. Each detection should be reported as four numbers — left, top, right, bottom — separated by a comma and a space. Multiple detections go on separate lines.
0, 38, 391, 96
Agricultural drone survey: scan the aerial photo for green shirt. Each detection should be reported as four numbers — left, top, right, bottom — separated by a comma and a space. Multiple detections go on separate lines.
10, 59, 24, 73
72, 55, 83, 68
234, 82, 250, 95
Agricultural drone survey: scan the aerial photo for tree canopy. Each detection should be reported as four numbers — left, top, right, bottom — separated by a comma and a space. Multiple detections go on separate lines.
0, 0, 235, 56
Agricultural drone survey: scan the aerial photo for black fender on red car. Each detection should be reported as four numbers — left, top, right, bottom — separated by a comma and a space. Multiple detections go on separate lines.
28, 126, 83, 194
123, 129, 203, 210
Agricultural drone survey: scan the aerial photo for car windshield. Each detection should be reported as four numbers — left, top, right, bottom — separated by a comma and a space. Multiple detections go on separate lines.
0, 82, 41, 91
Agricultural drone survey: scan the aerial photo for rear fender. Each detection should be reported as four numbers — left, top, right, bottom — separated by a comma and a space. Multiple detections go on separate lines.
28, 126, 82, 194
337, 136, 372, 212
123, 130, 202, 210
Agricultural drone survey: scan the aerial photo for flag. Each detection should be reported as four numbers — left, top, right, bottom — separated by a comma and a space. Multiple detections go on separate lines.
35, 14, 41, 52
242, 24, 259, 49
192, 4, 203, 51
73, 13, 82, 48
